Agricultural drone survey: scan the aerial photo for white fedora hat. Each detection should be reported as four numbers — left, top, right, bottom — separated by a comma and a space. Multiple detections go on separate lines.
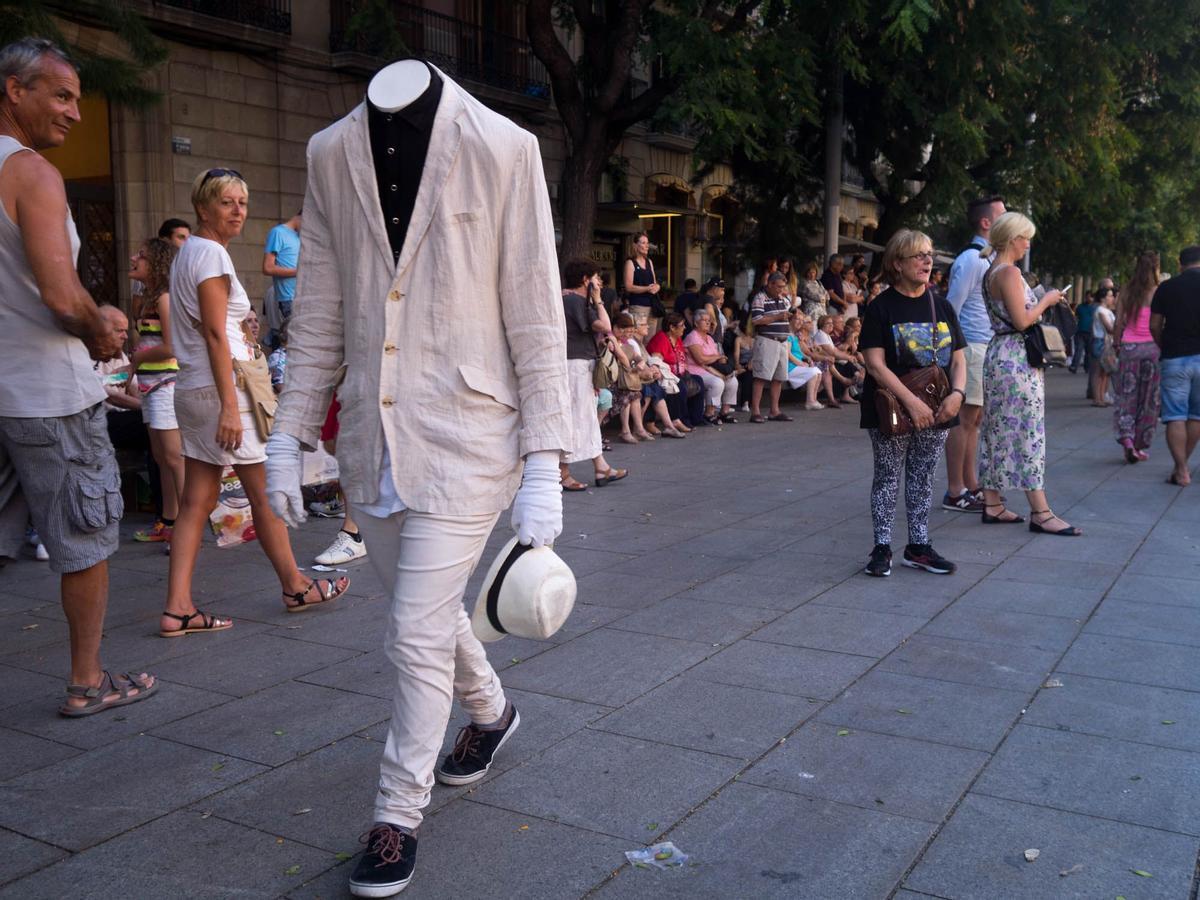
472, 535, 576, 643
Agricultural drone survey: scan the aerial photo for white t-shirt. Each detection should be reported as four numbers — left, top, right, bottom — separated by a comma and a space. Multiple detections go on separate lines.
169, 236, 252, 390
814, 330, 835, 347
1093, 306, 1115, 340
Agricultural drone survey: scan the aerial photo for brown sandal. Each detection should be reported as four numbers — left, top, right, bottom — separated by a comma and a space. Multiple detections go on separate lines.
160, 608, 233, 638
284, 576, 350, 613
59, 670, 158, 717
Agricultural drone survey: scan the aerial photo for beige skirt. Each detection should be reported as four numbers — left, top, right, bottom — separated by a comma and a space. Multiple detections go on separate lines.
175, 385, 268, 466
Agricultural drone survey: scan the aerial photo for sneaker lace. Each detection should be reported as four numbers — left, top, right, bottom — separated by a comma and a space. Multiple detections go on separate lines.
449, 724, 484, 763
361, 825, 406, 866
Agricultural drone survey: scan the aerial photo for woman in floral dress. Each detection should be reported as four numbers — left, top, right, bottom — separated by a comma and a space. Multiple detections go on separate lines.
977, 212, 1081, 536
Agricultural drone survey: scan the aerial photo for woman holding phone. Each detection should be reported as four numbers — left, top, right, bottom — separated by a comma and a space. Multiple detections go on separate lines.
977, 212, 1079, 535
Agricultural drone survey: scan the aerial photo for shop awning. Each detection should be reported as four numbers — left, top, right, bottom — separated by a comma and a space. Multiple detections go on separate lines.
597, 201, 698, 217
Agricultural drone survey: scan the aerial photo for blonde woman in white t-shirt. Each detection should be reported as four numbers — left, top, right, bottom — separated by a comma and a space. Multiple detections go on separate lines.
160, 169, 348, 639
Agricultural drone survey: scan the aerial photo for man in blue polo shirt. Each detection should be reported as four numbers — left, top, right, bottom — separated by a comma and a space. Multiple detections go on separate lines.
943, 195, 1005, 512
263, 210, 301, 330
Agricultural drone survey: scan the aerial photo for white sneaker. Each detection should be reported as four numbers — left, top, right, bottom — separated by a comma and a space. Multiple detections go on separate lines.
35, 542, 49, 561
315, 530, 367, 565
739, 402, 750, 412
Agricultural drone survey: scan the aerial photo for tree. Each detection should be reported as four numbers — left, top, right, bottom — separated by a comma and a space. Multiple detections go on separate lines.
526, 1, 762, 265
0, 0, 166, 106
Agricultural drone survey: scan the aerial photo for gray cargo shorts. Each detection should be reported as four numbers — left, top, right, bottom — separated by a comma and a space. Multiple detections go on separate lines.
0, 403, 122, 574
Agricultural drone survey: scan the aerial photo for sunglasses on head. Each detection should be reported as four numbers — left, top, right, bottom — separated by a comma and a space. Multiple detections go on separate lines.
201, 168, 243, 185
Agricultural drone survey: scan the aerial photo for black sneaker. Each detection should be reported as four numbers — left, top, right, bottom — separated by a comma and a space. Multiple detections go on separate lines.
902, 544, 956, 575
941, 491, 985, 513
864, 544, 892, 577
434, 705, 520, 786
349, 824, 417, 898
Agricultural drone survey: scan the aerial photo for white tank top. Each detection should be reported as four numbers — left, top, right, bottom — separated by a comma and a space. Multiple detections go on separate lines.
0, 135, 105, 417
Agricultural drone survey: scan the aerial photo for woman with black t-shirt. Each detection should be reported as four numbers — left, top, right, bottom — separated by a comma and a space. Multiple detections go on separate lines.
859, 230, 968, 578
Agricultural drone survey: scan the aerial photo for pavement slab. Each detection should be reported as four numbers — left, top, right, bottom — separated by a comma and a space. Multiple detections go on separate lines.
905, 793, 1198, 900
689, 639, 875, 699
816, 670, 1029, 752
0, 734, 265, 850
469, 729, 742, 842
149, 680, 391, 767
589, 674, 816, 759
5, 373, 1200, 898
0, 827, 68, 889
499, 628, 714, 707
974, 724, 1200, 836
878, 633, 1059, 692
0, 809, 333, 900
1022, 673, 1200, 752
595, 782, 934, 899
752, 604, 928, 658
1057, 632, 1200, 693
741, 721, 989, 823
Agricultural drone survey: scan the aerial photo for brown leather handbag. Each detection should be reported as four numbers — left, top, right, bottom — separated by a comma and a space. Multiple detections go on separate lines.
874, 291, 950, 437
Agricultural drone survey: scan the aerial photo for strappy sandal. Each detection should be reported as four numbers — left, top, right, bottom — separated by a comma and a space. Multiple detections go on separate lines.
59, 670, 158, 717
1029, 509, 1081, 536
982, 503, 1025, 525
561, 477, 588, 492
160, 608, 233, 638
594, 467, 628, 487
284, 576, 350, 613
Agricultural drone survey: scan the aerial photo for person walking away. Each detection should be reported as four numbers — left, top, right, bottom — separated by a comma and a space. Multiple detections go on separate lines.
747, 272, 795, 423
0, 38, 157, 714
977, 212, 1079, 535
943, 196, 1005, 513
860, 230, 968, 577
1150, 246, 1200, 485
1113, 251, 1162, 463
263, 211, 300, 348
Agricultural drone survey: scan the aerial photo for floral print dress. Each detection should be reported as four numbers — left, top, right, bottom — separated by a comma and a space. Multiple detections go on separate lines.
978, 264, 1045, 490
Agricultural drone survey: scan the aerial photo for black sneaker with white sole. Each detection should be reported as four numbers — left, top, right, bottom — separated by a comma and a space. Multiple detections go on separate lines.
902, 544, 956, 574
349, 824, 417, 898
434, 705, 520, 786
864, 544, 892, 577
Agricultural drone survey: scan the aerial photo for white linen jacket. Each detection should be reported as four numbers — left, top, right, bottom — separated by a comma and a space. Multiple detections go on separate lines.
275, 72, 571, 515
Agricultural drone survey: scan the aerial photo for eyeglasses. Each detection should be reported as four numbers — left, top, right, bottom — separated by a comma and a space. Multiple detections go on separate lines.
201, 168, 243, 185
903, 252, 935, 262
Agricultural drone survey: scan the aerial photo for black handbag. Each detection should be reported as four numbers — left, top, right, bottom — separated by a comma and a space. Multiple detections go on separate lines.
987, 267, 1068, 369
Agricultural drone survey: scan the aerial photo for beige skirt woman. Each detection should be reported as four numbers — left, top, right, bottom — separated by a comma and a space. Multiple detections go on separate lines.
175, 384, 268, 466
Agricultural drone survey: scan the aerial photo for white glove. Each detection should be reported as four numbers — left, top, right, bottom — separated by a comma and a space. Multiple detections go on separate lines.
510, 450, 563, 548
265, 430, 307, 528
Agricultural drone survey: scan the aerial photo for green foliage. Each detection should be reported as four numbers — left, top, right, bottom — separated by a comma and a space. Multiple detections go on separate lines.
0, 0, 166, 107
341, 0, 411, 62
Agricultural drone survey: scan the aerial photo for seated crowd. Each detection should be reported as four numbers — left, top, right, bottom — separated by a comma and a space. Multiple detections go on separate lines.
558, 254, 869, 488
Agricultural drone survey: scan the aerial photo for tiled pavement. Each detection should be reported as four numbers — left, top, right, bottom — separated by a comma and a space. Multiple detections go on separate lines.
1, 371, 1198, 899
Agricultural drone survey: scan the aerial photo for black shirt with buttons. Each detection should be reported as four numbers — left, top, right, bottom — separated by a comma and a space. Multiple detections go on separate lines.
367, 65, 443, 265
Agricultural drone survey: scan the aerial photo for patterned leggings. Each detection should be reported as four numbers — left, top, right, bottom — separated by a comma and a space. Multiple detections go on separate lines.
868, 427, 949, 546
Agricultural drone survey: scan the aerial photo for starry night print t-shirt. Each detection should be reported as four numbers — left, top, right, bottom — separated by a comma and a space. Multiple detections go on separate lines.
858, 286, 966, 430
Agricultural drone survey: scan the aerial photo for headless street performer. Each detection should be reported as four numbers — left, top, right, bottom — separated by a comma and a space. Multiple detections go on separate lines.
265, 59, 571, 897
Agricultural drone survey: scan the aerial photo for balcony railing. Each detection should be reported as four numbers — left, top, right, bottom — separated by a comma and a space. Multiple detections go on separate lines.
157, 0, 292, 34
331, 1, 550, 99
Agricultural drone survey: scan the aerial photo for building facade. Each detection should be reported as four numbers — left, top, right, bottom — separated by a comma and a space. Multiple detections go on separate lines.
46, 0, 871, 311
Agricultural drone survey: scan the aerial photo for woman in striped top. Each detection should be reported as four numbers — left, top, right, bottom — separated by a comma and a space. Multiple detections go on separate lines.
129, 237, 184, 544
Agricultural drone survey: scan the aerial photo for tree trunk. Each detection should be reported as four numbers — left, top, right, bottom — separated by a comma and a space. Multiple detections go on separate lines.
557, 136, 611, 265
